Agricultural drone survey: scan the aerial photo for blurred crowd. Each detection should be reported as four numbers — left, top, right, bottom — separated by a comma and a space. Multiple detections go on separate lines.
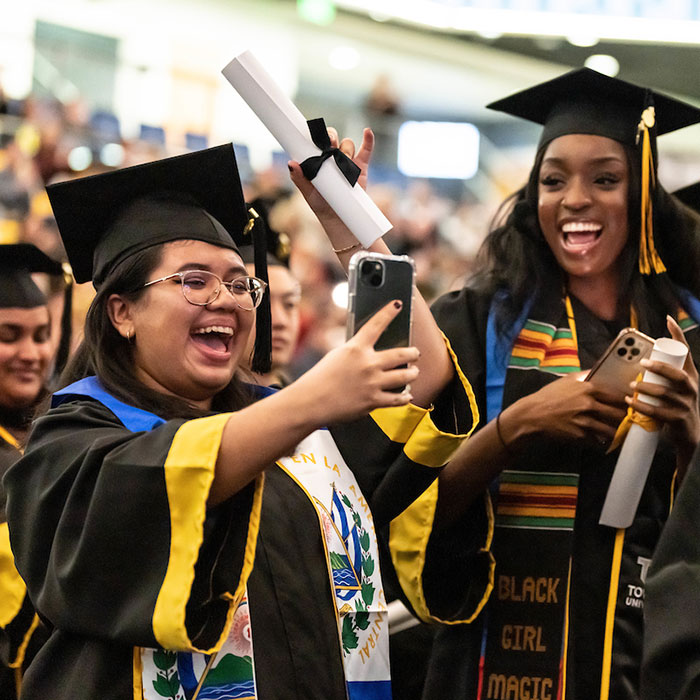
0, 89, 490, 380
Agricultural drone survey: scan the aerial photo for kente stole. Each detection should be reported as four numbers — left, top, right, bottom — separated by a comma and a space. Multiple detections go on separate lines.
479, 293, 696, 700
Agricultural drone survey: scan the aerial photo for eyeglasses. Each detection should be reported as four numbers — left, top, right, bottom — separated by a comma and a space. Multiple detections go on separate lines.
142, 270, 267, 311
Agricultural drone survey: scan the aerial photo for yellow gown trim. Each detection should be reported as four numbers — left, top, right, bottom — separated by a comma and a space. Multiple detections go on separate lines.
151, 413, 264, 652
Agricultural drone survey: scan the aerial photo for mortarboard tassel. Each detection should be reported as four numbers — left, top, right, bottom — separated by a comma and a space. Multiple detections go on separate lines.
637, 106, 666, 275
52, 262, 74, 379
244, 207, 272, 374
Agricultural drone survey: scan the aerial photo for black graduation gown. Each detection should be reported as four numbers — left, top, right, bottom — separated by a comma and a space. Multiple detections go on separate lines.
411, 286, 700, 700
0, 427, 45, 700
4, 371, 475, 699
641, 444, 700, 700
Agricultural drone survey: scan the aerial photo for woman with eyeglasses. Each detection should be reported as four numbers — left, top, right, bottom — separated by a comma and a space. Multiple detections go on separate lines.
4, 143, 474, 700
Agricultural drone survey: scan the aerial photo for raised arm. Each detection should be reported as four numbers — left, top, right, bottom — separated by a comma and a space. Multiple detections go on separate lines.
287, 127, 454, 409
208, 299, 420, 503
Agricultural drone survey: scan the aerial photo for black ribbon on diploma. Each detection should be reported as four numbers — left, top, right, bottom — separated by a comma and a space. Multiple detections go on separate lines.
300, 118, 361, 186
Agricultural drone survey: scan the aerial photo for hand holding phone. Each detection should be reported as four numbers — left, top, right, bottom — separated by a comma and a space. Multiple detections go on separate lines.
585, 328, 655, 395
346, 251, 415, 391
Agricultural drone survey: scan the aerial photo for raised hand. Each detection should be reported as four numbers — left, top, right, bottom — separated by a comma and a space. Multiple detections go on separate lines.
287, 127, 375, 241
294, 299, 420, 425
625, 316, 700, 463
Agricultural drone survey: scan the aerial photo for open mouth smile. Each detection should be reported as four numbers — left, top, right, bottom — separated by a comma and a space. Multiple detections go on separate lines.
561, 221, 602, 254
191, 325, 234, 354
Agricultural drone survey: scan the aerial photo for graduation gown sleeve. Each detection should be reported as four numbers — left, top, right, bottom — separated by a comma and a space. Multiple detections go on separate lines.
4, 399, 262, 655
332, 311, 495, 624
385, 287, 496, 624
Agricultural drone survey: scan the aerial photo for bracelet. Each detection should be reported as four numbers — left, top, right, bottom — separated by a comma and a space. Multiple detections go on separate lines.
496, 412, 515, 457
333, 241, 363, 254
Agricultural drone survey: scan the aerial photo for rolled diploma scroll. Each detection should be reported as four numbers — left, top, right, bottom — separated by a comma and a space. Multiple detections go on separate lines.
599, 337, 688, 528
222, 50, 392, 248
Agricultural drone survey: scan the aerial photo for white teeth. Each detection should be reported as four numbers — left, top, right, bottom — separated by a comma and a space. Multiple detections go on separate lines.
562, 221, 602, 233
193, 325, 234, 335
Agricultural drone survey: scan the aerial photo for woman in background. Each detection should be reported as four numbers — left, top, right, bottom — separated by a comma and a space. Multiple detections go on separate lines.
0, 243, 68, 699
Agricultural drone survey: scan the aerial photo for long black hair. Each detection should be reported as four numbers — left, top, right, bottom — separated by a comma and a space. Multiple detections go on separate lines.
470, 140, 700, 340
60, 244, 255, 420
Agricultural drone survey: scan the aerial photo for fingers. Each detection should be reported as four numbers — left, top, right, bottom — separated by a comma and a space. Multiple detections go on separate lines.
327, 126, 339, 148
352, 299, 404, 346
375, 346, 421, 370
638, 358, 688, 386
667, 314, 688, 345
587, 418, 621, 442
287, 160, 315, 199
375, 386, 414, 408
356, 128, 375, 165
339, 137, 356, 159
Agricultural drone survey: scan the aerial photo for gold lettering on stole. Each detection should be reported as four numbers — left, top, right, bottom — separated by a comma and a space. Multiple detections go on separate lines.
486, 674, 553, 699
497, 576, 560, 604
501, 626, 546, 652
359, 612, 385, 664
323, 455, 341, 476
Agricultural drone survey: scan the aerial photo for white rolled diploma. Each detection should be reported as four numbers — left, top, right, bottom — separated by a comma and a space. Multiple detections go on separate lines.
599, 337, 688, 528
221, 50, 392, 248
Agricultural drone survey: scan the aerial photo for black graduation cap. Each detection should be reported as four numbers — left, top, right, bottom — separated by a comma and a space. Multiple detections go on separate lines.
673, 181, 700, 213
0, 244, 62, 309
487, 68, 700, 276
0, 243, 73, 376
487, 67, 700, 148
45, 144, 272, 373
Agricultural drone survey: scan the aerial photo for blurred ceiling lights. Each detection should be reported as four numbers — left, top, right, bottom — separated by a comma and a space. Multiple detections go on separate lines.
584, 54, 620, 77
334, 0, 700, 45
328, 45, 361, 70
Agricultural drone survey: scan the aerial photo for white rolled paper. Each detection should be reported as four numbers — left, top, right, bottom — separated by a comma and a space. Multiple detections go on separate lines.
599, 337, 688, 528
222, 50, 392, 248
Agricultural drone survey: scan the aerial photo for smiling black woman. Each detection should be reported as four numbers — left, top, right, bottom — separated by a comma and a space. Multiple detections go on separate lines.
392, 68, 700, 700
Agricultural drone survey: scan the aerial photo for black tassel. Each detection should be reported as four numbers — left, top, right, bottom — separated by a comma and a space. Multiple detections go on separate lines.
249, 210, 271, 374
52, 265, 73, 379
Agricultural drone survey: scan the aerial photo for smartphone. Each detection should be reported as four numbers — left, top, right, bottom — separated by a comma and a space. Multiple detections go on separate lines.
347, 252, 415, 390
585, 328, 655, 394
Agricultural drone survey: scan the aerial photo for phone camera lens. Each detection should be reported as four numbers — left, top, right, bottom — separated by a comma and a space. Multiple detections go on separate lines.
631, 348, 640, 356
362, 261, 384, 287
617, 347, 627, 357
625, 337, 635, 346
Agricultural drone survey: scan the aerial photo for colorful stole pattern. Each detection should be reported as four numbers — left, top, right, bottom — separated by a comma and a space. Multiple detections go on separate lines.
478, 469, 578, 700
277, 431, 391, 700
141, 602, 257, 700
483, 292, 699, 699
508, 297, 581, 376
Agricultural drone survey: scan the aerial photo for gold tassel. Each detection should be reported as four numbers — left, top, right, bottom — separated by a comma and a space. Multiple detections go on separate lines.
607, 373, 660, 453
637, 106, 666, 275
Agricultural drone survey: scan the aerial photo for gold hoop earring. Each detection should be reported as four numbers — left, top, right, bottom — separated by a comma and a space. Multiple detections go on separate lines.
126, 329, 133, 343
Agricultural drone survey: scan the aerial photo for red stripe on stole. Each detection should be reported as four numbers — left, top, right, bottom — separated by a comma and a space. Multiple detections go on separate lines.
513, 337, 550, 351
542, 347, 577, 358
498, 498, 576, 510
498, 494, 578, 508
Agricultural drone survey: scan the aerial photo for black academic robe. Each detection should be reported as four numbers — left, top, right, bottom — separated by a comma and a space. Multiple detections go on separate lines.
0, 428, 45, 700
641, 444, 700, 700
4, 370, 475, 699
403, 286, 700, 700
